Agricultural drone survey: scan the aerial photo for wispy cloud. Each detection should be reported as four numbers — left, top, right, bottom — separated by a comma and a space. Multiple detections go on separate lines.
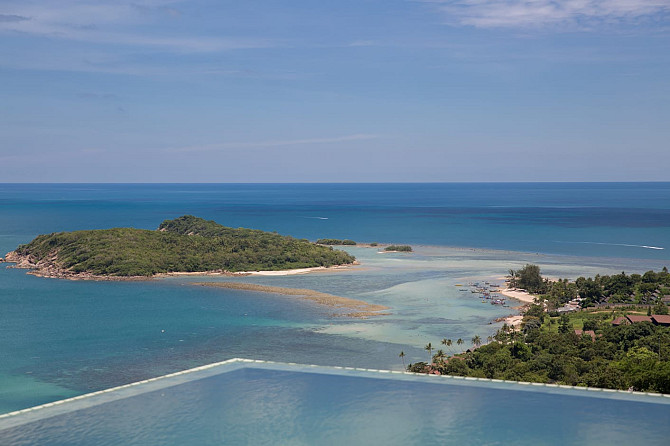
0, 14, 30, 23
0, 1, 276, 52
171, 134, 382, 153
420, 0, 670, 29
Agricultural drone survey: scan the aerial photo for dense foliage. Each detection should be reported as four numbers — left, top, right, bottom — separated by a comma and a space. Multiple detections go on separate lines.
408, 307, 670, 393
14, 215, 356, 276
385, 245, 412, 252
508, 264, 670, 309
315, 238, 357, 245
507, 264, 547, 294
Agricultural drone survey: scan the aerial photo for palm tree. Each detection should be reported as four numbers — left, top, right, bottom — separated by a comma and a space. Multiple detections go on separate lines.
456, 338, 463, 349
441, 338, 453, 354
509, 325, 517, 342
434, 349, 447, 363
471, 335, 481, 348
487, 335, 493, 344
399, 351, 406, 369
425, 342, 433, 362
507, 269, 517, 288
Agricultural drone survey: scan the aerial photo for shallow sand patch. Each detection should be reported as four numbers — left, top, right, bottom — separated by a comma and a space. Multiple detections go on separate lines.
193, 282, 390, 318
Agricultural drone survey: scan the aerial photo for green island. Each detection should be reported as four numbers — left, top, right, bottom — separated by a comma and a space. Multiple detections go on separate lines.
316, 238, 357, 245
406, 265, 670, 393
6, 215, 356, 278
384, 245, 412, 252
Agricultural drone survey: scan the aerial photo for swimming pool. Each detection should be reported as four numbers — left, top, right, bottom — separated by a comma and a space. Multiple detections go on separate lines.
2, 359, 669, 445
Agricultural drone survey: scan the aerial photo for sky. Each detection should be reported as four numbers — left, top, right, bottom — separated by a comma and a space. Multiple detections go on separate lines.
1, 0, 669, 182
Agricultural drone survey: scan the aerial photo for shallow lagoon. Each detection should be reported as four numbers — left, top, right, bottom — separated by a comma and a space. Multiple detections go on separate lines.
2, 243, 667, 414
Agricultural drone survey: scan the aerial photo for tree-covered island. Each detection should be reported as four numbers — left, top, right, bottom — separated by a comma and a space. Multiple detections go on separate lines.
316, 238, 357, 245
5, 215, 356, 278
384, 245, 412, 252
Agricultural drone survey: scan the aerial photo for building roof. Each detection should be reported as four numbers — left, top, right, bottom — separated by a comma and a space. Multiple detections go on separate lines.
575, 329, 596, 340
651, 315, 670, 325
626, 315, 653, 323
611, 316, 628, 326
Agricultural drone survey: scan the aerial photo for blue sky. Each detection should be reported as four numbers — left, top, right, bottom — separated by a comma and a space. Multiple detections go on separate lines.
1, 0, 669, 182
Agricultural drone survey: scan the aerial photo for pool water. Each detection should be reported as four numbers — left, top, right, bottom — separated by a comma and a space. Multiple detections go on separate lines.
1, 359, 669, 445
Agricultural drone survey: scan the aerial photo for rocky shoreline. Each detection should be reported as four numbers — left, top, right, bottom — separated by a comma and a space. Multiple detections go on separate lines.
2, 250, 355, 282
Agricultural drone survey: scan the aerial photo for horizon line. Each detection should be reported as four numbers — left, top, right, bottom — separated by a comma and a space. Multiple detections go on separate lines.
1, 181, 669, 185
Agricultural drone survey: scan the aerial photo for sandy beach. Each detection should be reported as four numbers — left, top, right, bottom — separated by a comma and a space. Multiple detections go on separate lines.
193, 282, 390, 318
499, 288, 537, 304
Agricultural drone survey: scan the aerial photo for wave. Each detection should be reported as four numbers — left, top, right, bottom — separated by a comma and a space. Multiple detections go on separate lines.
303, 216, 328, 220
555, 241, 664, 250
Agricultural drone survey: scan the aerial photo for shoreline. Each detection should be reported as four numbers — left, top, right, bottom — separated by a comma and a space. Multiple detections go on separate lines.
3, 251, 359, 281
193, 282, 390, 318
493, 288, 537, 328
499, 288, 537, 305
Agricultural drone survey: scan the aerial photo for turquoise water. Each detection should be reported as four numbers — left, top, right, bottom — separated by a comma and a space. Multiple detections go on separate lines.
1, 183, 669, 414
2, 361, 669, 445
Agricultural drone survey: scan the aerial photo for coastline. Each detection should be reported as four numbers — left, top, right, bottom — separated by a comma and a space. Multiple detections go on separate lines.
499, 288, 537, 305
495, 288, 537, 328
3, 250, 358, 281
193, 282, 390, 318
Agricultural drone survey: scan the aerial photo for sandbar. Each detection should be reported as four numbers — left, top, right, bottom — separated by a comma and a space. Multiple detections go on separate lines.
193, 282, 390, 318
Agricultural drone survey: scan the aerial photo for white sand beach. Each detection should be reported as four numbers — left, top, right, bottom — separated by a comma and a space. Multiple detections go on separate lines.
499, 288, 537, 304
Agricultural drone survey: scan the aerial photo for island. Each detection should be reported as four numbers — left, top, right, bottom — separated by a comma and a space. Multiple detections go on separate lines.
4, 215, 356, 279
384, 245, 412, 252
316, 238, 357, 245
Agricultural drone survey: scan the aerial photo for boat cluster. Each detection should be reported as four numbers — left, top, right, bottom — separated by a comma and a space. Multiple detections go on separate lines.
455, 281, 507, 306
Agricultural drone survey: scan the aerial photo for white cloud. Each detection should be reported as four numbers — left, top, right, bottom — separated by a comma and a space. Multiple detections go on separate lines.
0, 0, 276, 52
421, 0, 670, 29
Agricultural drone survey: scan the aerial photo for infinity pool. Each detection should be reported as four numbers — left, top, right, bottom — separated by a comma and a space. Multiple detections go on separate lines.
1, 359, 669, 445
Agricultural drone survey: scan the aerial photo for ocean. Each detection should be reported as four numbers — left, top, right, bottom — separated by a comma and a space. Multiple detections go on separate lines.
1, 183, 669, 414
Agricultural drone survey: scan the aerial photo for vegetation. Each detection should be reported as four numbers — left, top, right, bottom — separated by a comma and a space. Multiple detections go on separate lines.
316, 238, 357, 246
384, 245, 412, 252
13, 215, 356, 277
508, 264, 670, 309
507, 264, 547, 294
407, 305, 670, 393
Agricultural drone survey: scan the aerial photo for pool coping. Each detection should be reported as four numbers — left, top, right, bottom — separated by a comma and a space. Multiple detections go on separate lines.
2, 357, 670, 430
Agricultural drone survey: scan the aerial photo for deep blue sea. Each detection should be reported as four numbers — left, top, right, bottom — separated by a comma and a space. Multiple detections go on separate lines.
1, 183, 669, 414
1, 183, 669, 260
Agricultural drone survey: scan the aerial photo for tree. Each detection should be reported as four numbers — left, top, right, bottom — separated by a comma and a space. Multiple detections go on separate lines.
472, 335, 482, 348
457, 338, 464, 348
434, 349, 447, 363
558, 314, 572, 334
425, 342, 433, 362
399, 351, 406, 369
653, 301, 669, 315
514, 264, 546, 294
442, 338, 453, 354
507, 269, 518, 288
